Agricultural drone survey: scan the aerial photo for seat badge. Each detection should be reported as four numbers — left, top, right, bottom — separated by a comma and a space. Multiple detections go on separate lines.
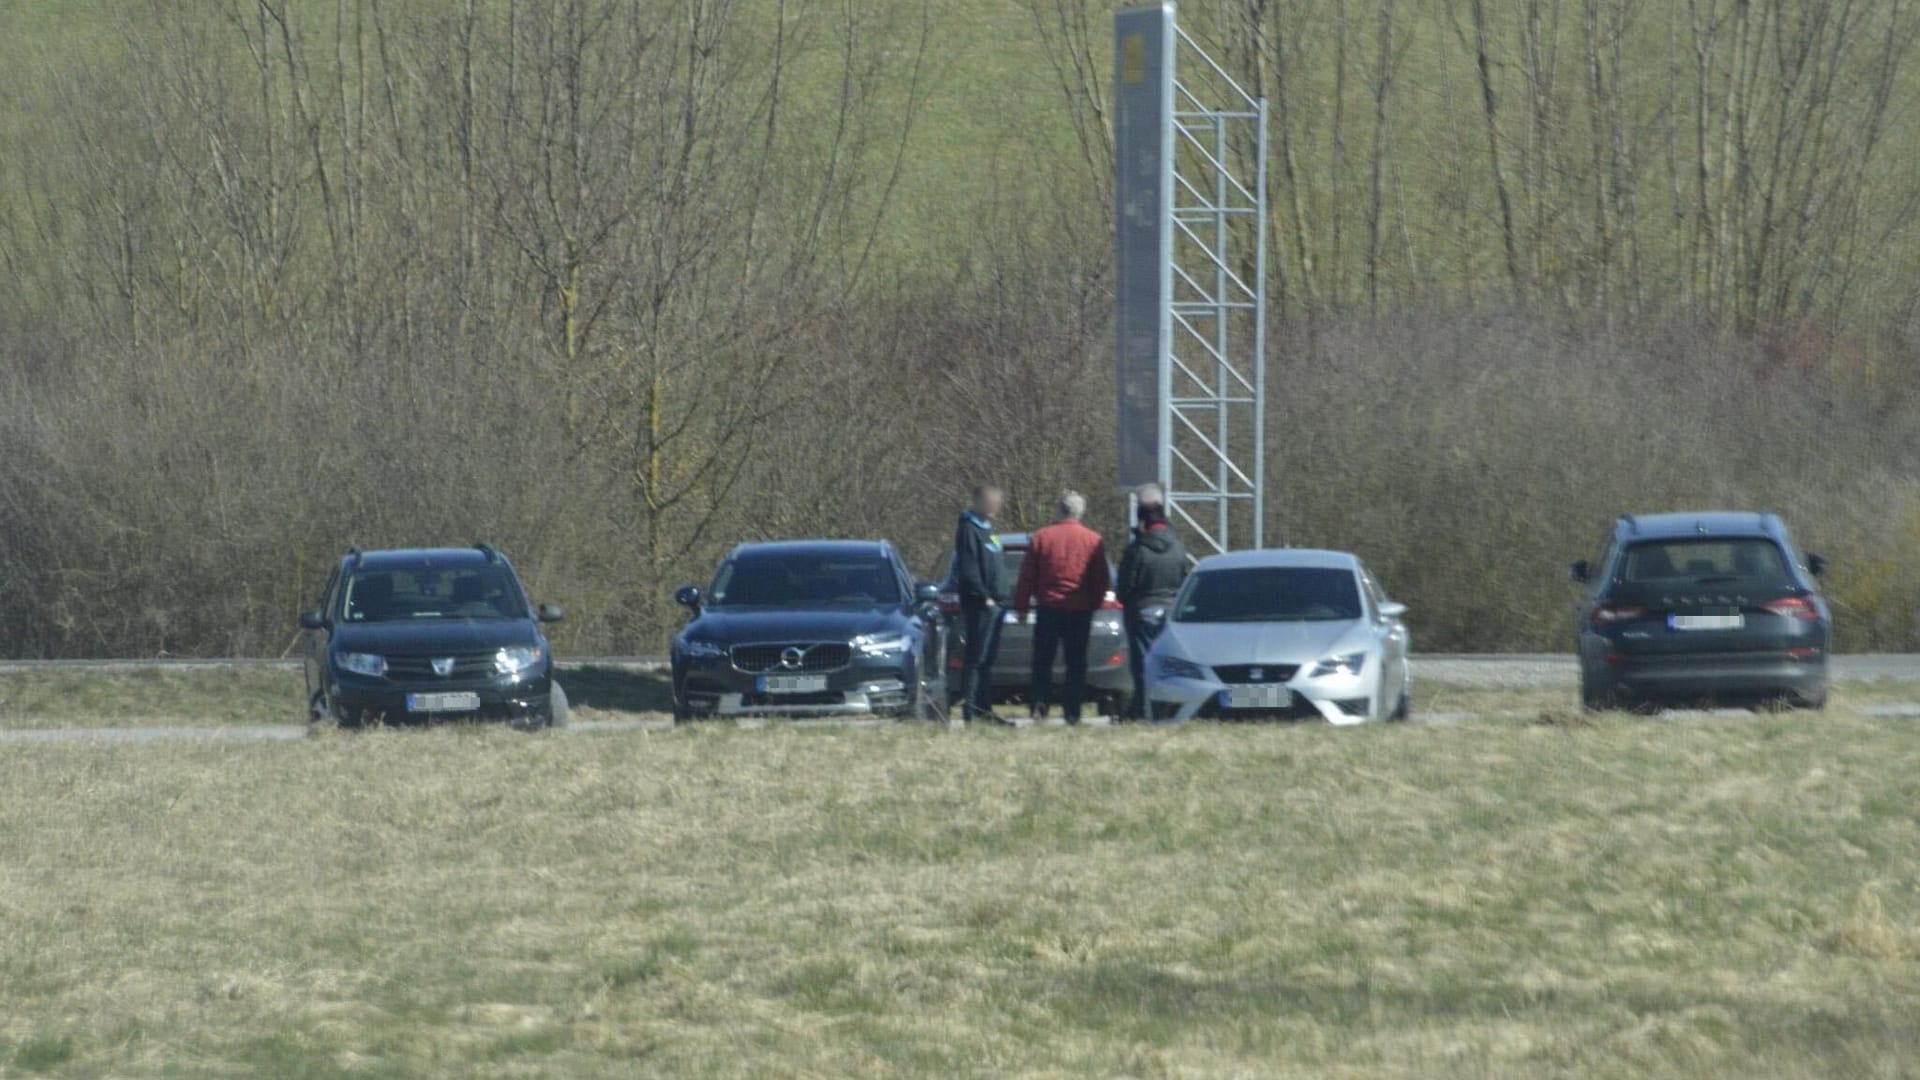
1248, 667, 1264, 682
432, 657, 455, 677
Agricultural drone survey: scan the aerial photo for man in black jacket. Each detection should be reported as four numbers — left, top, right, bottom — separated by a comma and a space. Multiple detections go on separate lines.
1117, 483, 1188, 719
953, 484, 1010, 722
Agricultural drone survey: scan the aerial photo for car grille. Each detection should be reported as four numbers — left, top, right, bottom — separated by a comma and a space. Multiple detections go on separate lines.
731, 643, 853, 674
1211, 664, 1300, 684
384, 652, 499, 679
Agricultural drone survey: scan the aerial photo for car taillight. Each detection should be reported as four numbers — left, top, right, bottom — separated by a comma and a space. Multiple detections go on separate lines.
1101, 590, 1124, 611
1591, 604, 1646, 627
937, 590, 961, 616
1762, 596, 1819, 621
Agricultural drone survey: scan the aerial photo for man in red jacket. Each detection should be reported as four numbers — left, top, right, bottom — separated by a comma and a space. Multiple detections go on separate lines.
1012, 490, 1112, 724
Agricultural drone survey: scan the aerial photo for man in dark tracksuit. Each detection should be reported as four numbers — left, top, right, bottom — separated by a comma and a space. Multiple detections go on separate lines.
953, 485, 1010, 722
1116, 484, 1188, 719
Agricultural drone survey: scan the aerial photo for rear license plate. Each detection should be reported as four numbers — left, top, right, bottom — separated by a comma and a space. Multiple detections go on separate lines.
758, 674, 828, 694
1670, 614, 1744, 631
406, 691, 481, 713
1222, 685, 1293, 709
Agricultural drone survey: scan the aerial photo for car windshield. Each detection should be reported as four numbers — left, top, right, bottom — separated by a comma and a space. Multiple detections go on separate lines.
341, 565, 528, 622
1617, 539, 1791, 584
1174, 566, 1364, 623
711, 553, 902, 608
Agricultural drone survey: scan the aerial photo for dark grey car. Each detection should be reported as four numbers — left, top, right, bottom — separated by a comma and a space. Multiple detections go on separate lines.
935, 532, 1130, 715
1572, 511, 1831, 711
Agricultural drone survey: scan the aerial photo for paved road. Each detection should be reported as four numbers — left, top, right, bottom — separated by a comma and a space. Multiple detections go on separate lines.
1415, 653, 1920, 688
5, 653, 1918, 683
4, 655, 1918, 744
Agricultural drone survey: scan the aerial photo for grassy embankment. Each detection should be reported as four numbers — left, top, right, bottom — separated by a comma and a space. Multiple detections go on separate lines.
4, 699, 1920, 1076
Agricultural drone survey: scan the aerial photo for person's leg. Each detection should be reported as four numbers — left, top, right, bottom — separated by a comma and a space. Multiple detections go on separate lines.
1029, 608, 1061, 719
970, 606, 1003, 719
959, 600, 990, 719
1061, 609, 1093, 724
1124, 609, 1150, 719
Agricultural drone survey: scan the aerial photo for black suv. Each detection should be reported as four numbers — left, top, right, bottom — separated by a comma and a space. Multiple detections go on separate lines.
1572, 512, 1830, 711
670, 540, 949, 721
299, 545, 567, 727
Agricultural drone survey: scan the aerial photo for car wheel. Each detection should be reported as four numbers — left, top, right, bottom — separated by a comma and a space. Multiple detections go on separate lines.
1788, 685, 1829, 711
1580, 678, 1622, 713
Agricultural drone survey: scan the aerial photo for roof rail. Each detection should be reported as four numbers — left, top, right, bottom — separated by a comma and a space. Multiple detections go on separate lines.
348, 546, 365, 568
1617, 513, 1638, 534
474, 540, 498, 563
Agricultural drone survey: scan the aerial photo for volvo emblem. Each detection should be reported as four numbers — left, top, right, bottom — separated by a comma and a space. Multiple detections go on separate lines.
780, 646, 807, 670
431, 657, 455, 677
1248, 667, 1265, 682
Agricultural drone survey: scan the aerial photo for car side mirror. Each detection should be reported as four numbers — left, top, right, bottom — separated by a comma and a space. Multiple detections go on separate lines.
1807, 553, 1828, 576
913, 581, 943, 607
1378, 601, 1408, 621
674, 585, 703, 612
298, 609, 328, 631
536, 603, 566, 623
1570, 560, 1591, 584
1140, 604, 1169, 628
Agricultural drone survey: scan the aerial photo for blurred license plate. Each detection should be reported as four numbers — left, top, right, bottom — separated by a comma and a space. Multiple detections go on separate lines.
759, 674, 828, 694
1670, 614, 1743, 631
1222, 685, 1292, 709
406, 691, 480, 712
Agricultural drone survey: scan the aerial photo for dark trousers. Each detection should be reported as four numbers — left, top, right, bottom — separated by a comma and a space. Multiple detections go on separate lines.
958, 597, 1003, 718
1123, 607, 1161, 719
1030, 606, 1094, 723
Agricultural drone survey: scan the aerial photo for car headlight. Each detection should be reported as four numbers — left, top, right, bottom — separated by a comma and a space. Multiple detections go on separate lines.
678, 638, 727, 660
337, 652, 386, 678
1309, 651, 1368, 678
495, 645, 544, 675
852, 632, 911, 656
1155, 654, 1210, 681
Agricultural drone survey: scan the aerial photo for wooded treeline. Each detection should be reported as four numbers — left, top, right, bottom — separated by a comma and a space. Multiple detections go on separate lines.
3, 0, 1919, 657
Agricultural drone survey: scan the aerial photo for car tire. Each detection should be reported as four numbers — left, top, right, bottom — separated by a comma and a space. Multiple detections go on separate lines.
1788, 685, 1829, 711
1390, 686, 1411, 721
1580, 681, 1621, 713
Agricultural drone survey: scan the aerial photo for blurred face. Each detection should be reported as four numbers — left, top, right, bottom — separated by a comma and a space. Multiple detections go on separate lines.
975, 488, 1004, 519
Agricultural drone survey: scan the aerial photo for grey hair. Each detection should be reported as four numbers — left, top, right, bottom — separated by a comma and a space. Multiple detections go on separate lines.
1134, 482, 1165, 509
1056, 490, 1088, 519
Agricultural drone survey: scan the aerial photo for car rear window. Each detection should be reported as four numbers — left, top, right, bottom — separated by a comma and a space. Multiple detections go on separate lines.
1617, 539, 1791, 584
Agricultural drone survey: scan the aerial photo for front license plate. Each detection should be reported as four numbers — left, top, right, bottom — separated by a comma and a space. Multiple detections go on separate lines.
1222, 685, 1293, 709
406, 691, 481, 713
1670, 614, 1744, 631
758, 674, 828, 694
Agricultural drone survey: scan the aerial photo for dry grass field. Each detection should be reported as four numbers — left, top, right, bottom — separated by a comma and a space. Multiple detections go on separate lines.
4, 679, 1920, 1077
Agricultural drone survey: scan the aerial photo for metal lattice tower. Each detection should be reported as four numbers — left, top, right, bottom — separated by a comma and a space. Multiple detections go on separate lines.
1114, 4, 1268, 555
